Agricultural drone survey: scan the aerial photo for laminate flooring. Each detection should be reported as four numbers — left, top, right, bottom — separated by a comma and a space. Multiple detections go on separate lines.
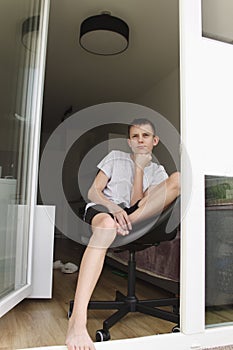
1, 236, 232, 349
0, 236, 176, 349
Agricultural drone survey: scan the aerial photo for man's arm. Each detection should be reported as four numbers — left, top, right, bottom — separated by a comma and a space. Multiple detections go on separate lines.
88, 170, 132, 234
88, 170, 118, 212
130, 153, 152, 206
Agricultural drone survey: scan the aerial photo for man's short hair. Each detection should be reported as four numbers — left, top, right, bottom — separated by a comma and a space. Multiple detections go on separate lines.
128, 118, 156, 137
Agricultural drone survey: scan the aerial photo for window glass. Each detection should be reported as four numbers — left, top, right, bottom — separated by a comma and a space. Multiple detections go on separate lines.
205, 175, 233, 327
202, 0, 233, 45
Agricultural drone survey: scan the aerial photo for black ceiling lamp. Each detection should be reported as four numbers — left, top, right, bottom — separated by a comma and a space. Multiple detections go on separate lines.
79, 12, 129, 55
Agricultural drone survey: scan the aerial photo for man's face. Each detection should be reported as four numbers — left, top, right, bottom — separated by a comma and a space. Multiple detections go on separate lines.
127, 124, 159, 154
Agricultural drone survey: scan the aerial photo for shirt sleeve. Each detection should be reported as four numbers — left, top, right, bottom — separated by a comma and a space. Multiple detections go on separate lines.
97, 150, 115, 179
152, 164, 169, 185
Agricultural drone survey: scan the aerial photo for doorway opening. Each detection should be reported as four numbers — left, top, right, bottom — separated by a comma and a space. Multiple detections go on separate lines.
40, 0, 181, 345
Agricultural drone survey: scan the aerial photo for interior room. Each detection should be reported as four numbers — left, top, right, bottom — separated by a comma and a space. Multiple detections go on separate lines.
0, 0, 182, 347
39, 0, 233, 344
39, 0, 181, 346
1, 0, 233, 349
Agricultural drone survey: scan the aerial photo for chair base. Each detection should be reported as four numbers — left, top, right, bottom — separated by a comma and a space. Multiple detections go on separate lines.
88, 290, 179, 329
68, 290, 179, 341
68, 251, 179, 341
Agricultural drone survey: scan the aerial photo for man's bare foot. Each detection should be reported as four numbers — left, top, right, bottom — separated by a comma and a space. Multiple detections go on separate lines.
66, 320, 96, 350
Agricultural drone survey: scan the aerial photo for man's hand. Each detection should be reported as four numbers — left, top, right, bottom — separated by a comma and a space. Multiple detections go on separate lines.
114, 209, 132, 235
108, 203, 132, 235
133, 153, 152, 170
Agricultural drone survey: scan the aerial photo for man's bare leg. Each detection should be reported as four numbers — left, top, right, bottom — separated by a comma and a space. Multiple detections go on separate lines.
129, 172, 180, 224
66, 172, 180, 349
66, 214, 117, 350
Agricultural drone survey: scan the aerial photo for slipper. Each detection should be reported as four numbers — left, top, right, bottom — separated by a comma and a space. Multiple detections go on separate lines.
61, 262, 78, 274
53, 260, 64, 269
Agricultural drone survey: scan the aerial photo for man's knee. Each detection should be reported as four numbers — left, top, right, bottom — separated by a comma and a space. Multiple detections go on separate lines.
92, 213, 116, 229
90, 214, 117, 247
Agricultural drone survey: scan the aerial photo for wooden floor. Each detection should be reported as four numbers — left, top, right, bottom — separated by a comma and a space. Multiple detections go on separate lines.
206, 306, 233, 326
1, 236, 232, 349
0, 236, 176, 349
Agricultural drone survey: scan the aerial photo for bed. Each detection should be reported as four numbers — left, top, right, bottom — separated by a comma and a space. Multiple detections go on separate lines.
106, 230, 180, 294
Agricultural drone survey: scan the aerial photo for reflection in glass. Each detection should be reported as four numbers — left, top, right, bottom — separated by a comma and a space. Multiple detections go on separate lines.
205, 175, 233, 327
0, 0, 41, 298
202, 0, 233, 45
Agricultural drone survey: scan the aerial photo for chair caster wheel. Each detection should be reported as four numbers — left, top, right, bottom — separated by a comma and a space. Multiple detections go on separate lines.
95, 329, 111, 342
172, 325, 180, 333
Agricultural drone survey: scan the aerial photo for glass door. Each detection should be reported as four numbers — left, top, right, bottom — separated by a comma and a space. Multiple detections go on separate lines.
0, 0, 49, 316
201, 0, 233, 328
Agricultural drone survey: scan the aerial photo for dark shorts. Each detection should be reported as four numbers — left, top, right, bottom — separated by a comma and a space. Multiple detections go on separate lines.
84, 201, 140, 225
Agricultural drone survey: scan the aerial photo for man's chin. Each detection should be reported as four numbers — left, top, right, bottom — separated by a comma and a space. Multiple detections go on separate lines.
135, 149, 150, 154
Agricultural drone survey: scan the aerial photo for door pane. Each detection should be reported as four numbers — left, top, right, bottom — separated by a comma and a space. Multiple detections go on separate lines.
202, 0, 233, 45
202, 0, 233, 328
0, 0, 42, 298
205, 175, 233, 326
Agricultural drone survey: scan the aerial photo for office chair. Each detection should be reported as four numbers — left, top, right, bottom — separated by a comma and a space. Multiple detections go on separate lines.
68, 197, 180, 342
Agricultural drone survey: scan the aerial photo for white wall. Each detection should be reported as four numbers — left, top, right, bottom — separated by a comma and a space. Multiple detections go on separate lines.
136, 68, 180, 130
135, 68, 180, 174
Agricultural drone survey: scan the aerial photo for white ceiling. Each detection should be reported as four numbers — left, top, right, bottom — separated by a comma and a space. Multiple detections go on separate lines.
42, 0, 179, 131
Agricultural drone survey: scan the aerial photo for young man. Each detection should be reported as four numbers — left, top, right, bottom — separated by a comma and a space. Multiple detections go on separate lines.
66, 118, 180, 350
